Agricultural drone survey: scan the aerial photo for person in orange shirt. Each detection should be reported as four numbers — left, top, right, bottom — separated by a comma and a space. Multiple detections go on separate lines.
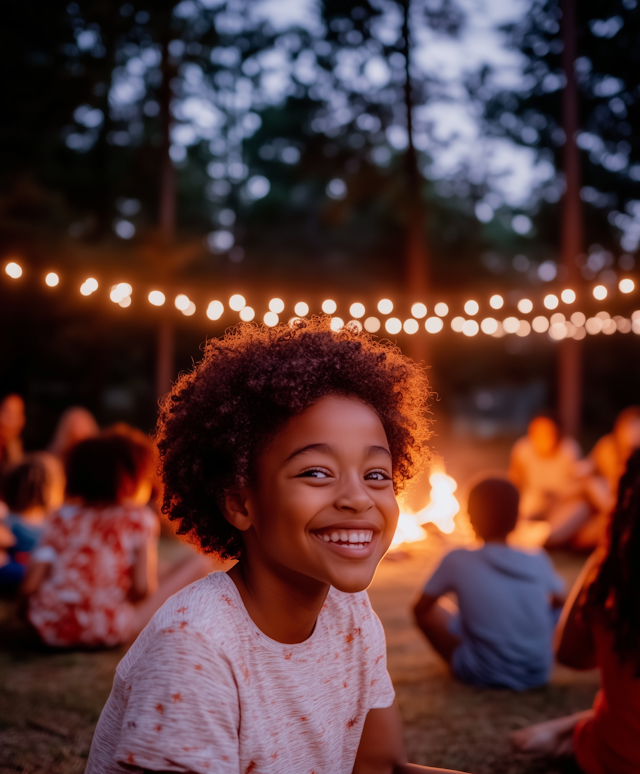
512, 447, 640, 773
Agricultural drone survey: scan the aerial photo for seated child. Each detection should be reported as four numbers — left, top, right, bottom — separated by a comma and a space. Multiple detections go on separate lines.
512, 448, 640, 773
413, 477, 565, 691
23, 433, 209, 648
86, 318, 467, 774
0, 455, 55, 593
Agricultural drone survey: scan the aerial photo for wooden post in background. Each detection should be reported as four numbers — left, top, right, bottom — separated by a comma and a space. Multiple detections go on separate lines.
558, 0, 583, 438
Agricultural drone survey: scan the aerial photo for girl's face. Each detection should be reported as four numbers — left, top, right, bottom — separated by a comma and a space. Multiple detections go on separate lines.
239, 395, 400, 594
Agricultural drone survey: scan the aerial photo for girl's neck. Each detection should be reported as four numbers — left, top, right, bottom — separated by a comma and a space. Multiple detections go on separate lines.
228, 555, 330, 645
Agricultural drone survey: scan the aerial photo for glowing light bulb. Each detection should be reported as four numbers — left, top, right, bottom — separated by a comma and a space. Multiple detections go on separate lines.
411, 302, 427, 319
175, 294, 190, 311
489, 295, 504, 310
561, 289, 576, 304
619, 278, 634, 294
119, 296, 132, 308
517, 299, 533, 314
110, 283, 132, 303
462, 320, 479, 337
364, 316, 380, 333
543, 294, 559, 310
148, 291, 166, 306
425, 317, 443, 333
45, 272, 59, 287
503, 317, 520, 334
239, 306, 255, 321
480, 318, 498, 334
269, 297, 285, 313
264, 311, 279, 327
385, 317, 402, 334
349, 302, 365, 319
403, 319, 419, 334
330, 317, 344, 331
434, 302, 449, 317
294, 301, 309, 316
182, 301, 196, 317
322, 299, 337, 314
229, 294, 246, 311
80, 278, 98, 296
5, 262, 22, 279
593, 285, 607, 300
532, 316, 549, 333
516, 320, 531, 337
347, 320, 363, 332
451, 317, 465, 332
378, 298, 393, 314
464, 300, 479, 316
206, 300, 224, 320
571, 311, 586, 327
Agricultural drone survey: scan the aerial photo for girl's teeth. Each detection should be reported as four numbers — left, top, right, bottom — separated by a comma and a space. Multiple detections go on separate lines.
348, 533, 359, 543
323, 534, 330, 542
331, 532, 340, 542
340, 531, 349, 542
319, 529, 374, 544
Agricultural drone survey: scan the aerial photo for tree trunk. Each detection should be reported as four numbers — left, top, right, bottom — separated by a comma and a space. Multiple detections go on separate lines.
558, 0, 582, 438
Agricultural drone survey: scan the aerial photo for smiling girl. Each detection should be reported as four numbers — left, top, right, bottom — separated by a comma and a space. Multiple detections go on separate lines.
87, 318, 465, 774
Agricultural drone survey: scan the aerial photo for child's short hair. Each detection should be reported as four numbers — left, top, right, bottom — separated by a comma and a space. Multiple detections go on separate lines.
156, 318, 431, 559
467, 477, 519, 541
1, 455, 51, 513
66, 432, 152, 505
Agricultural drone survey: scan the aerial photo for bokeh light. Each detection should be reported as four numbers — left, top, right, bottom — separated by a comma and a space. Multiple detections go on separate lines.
570, 311, 585, 327
330, 317, 344, 331
322, 299, 337, 314
411, 302, 427, 319
549, 322, 567, 340
206, 300, 224, 320
239, 306, 255, 321
425, 317, 443, 333
403, 319, 419, 334
593, 285, 607, 300
434, 302, 449, 317
175, 294, 190, 311
550, 312, 565, 325
464, 300, 479, 316
349, 302, 365, 319
149, 290, 166, 306
619, 278, 635, 294
80, 278, 98, 296
462, 319, 479, 337
561, 289, 576, 304
119, 296, 131, 309
263, 311, 279, 327
516, 320, 531, 337
532, 316, 549, 333
451, 316, 465, 332
269, 297, 285, 313
503, 317, 519, 334
489, 295, 503, 310
364, 316, 381, 332
517, 299, 533, 314
385, 317, 402, 334
378, 298, 393, 314
481, 317, 498, 334
543, 294, 559, 310
229, 294, 246, 311
45, 272, 59, 287
182, 301, 196, 317
294, 301, 309, 316
5, 262, 22, 279
586, 317, 603, 335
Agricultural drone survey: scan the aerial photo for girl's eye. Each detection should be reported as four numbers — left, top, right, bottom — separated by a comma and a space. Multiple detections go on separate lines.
365, 470, 391, 481
298, 468, 330, 479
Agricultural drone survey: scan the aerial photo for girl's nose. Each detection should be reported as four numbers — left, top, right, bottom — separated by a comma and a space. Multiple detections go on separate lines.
334, 476, 375, 513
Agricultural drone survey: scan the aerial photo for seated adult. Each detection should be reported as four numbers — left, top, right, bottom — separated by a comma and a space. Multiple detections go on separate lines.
48, 406, 99, 464
0, 394, 25, 474
590, 406, 640, 511
509, 413, 591, 547
512, 448, 640, 773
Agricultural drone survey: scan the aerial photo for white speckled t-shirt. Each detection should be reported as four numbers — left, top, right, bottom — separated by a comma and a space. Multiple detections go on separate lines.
86, 572, 395, 774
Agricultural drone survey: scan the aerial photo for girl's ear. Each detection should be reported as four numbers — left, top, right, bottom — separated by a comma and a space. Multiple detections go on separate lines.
222, 488, 252, 532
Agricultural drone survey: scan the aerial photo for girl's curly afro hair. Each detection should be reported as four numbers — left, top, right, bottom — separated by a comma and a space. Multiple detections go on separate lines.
155, 317, 431, 559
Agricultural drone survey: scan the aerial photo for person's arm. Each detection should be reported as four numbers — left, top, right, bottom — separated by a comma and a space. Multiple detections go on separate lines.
555, 551, 602, 670
412, 592, 440, 622
508, 445, 526, 490
130, 539, 158, 602
353, 703, 469, 774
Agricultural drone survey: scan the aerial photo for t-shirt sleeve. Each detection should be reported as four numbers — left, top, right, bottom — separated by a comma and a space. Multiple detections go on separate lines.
422, 551, 457, 597
114, 627, 240, 773
538, 550, 565, 595
366, 608, 395, 710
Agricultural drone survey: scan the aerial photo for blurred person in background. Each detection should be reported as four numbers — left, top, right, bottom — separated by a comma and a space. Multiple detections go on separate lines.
590, 406, 640, 509
0, 455, 60, 593
0, 394, 25, 473
509, 413, 601, 548
48, 406, 99, 464
512, 447, 640, 773
22, 434, 210, 648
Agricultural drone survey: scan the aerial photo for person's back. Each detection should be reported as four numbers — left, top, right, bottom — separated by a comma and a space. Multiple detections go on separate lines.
414, 478, 564, 690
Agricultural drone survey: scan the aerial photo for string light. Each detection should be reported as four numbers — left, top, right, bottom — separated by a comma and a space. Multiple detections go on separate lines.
462, 320, 479, 337
322, 299, 337, 314
119, 296, 132, 309
411, 302, 427, 319
532, 316, 549, 333
603, 318, 616, 335
229, 294, 246, 311
148, 291, 166, 306
593, 285, 607, 300
451, 316, 465, 332
45, 272, 59, 287
543, 294, 558, 310
239, 306, 255, 321
269, 298, 285, 313
550, 312, 565, 325
110, 283, 132, 303
330, 317, 344, 331
619, 278, 635, 294
80, 278, 98, 296
294, 301, 309, 316
175, 294, 190, 311
586, 317, 602, 334
464, 300, 479, 316
5, 262, 22, 279
574, 327, 586, 340
561, 289, 576, 304
364, 316, 380, 333
403, 318, 419, 334
517, 299, 533, 314
349, 302, 365, 319
385, 317, 402, 334
206, 300, 224, 320
264, 311, 279, 327
480, 317, 498, 334
570, 311, 585, 327
183, 301, 196, 317
378, 298, 393, 314
549, 322, 567, 340
517, 320, 531, 337
425, 317, 443, 333
434, 302, 449, 317
489, 295, 503, 310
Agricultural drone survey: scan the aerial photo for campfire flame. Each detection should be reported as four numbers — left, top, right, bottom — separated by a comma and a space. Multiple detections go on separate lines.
390, 469, 461, 549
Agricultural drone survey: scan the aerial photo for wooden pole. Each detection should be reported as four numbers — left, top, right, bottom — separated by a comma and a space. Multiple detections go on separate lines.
400, 0, 429, 364
558, 0, 583, 438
